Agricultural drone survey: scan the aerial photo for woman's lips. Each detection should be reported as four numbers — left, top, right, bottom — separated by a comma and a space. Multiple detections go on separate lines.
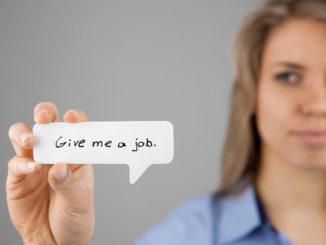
293, 131, 326, 146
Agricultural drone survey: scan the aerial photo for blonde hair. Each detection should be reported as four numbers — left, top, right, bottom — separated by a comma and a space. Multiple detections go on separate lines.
217, 0, 326, 196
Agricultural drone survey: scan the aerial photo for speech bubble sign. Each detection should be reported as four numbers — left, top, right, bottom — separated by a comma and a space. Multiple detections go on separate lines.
33, 121, 174, 184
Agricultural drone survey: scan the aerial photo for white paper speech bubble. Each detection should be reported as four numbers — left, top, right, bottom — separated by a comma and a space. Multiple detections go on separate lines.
33, 121, 174, 184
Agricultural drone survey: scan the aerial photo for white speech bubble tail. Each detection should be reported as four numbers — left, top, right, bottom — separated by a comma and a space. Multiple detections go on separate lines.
129, 162, 152, 184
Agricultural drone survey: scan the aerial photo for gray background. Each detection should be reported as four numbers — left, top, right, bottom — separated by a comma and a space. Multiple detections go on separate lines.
0, 0, 261, 244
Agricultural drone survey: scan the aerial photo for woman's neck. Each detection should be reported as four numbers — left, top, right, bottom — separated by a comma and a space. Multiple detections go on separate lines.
255, 145, 326, 218
254, 144, 326, 244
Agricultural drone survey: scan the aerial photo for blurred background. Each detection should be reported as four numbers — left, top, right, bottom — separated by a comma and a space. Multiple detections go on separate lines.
0, 0, 261, 244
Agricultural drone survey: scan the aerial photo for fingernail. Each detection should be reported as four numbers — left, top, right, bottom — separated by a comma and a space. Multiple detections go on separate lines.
27, 162, 36, 170
55, 165, 68, 182
36, 109, 49, 118
67, 109, 78, 117
20, 132, 33, 144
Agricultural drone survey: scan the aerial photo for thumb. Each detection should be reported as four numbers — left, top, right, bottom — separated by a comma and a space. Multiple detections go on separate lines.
48, 163, 79, 204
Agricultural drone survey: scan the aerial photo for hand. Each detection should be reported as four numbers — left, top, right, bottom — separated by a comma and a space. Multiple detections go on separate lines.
6, 102, 95, 245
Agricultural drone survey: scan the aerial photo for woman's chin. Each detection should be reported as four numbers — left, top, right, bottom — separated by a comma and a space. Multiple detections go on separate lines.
286, 144, 326, 170
291, 156, 326, 170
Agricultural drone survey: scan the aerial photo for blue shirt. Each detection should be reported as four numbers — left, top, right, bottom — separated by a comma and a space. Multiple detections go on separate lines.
134, 176, 294, 245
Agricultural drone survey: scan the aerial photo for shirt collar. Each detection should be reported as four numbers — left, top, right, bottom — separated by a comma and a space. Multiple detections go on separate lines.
216, 175, 262, 244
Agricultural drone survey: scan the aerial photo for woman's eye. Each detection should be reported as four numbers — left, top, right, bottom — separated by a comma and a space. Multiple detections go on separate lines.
274, 72, 300, 84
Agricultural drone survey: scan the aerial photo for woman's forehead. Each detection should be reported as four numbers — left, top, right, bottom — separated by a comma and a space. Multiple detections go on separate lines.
262, 18, 326, 67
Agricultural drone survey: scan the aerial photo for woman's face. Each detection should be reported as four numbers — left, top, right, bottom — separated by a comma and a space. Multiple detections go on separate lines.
256, 18, 326, 169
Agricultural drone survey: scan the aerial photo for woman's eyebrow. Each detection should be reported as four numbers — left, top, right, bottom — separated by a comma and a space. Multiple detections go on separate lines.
272, 62, 306, 70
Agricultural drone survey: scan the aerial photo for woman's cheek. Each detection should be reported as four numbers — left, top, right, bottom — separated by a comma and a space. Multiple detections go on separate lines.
257, 88, 289, 146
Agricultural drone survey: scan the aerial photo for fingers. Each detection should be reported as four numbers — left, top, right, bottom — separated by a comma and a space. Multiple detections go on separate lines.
63, 109, 88, 122
7, 155, 41, 184
34, 101, 59, 124
8, 101, 58, 182
9, 101, 59, 157
8, 122, 36, 158
9, 100, 59, 157
63, 109, 88, 171
8, 103, 89, 184
48, 163, 87, 206
48, 163, 94, 212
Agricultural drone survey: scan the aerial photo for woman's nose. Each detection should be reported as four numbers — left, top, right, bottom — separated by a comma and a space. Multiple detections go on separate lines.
301, 81, 326, 116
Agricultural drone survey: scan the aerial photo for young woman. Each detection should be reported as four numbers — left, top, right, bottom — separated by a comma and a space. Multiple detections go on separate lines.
6, 0, 326, 244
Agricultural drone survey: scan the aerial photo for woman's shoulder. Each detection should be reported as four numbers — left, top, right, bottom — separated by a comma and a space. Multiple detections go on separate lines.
134, 192, 217, 245
134, 177, 263, 245
169, 192, 217, 225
